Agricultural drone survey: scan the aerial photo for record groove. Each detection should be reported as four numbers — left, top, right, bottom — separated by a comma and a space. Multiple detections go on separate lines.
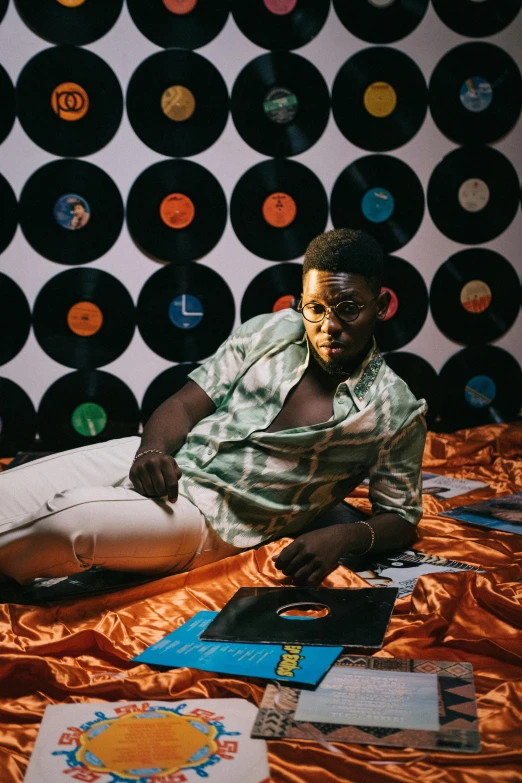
432, 0, 522, 37
0, 378, 37, 456
333, 0, 429, 43
14, 0, 123, 45
0, 0, 7, 24
231, 0, 329, 50
33, 268, 135, 369
142, 364, 200, 425
0, 174, 17, 255
0, 63, 15, 144
240, 263, 302, 323
0, 273, 31, 366
127, 0, 229, 49
375, 256, 428, 352
383, 352, 439, 430
20, 159, 124, 265
231, 159, 328, 261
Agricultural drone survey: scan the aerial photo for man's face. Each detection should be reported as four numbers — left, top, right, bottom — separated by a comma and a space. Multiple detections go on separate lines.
301, 270, 389, 376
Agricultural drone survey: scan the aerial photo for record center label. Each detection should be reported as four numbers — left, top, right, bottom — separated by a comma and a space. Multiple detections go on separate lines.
459, 77, 493, 113
263, 87, 299, 124
460, 280, 492, 314
381, 286, 398, 321
361, 187, 395, 223
162, 0, 198, 13
160, 193, 195, 229
54, 194, 91, 231
264, 0, 298, 14
161, 85, 196, 122
67, 301, 103, 337
169, 294, 204, 329
273, 294, 296, 312
71, 402, 107, 437
56, 0, 87, 6
263, 193, 297, 228
458, 178, 489, 212
51, 82, 89, 121
465, 375, 496, 408
368, 0, 396, 6
364, 82, 397, 118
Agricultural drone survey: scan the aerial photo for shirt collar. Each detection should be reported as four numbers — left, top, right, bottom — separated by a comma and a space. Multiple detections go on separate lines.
344, 339, 384, 411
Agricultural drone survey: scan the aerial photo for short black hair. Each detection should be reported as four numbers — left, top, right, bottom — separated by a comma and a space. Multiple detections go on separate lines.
303, 228, 383, 293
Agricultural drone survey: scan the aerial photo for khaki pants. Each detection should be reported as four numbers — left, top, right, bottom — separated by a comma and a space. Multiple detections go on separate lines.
0, 437, 241, 584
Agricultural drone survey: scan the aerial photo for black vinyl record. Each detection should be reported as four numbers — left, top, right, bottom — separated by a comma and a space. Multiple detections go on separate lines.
19, 159, 124, 265
127, 0, 229, 49
330, 155, 425, 253
231, 159, 328, 261
427, 146, 519, 245
38, 370, 140, 450
438, 346, 522, 431
231, 0, 329, 51
127, 49, 229, 157
383, 352, 439, 429
137, 263, 235, 362
32, 268, 135, 369
141, 363, 200, 425
14, 0, 123, 45
127, 160, 227, 263
430, 249, 520, 346
332, 47, 427, 152
0, 174, 17, 254
375, 255, 428, 351
333, 0, 428, 43
0, 63, 15, 144
0, 0, 7, 23
429, 43, 522, 145
0, 273, 31, 366
231, 52, 330, 158
16, 45, 123, 156
241, 263, 302, 323
432, 0, 522, 37
0, 378, 37, 456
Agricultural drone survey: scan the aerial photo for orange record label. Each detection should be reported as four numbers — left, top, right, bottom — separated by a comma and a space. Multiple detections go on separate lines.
160, 193, 195, 229
273, 294, 296, 312
67, 301, 103, 337
363, 82, 397, 118
51, 82, 89, 121
56, 0, 87, 6
163, 0, 198, 13
460, 280, 492, 314
262, 193, 297, 228
381, 286, 398, 321
161, 85, 196, 122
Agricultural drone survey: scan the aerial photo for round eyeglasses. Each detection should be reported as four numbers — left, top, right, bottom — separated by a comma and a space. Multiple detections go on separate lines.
298, 295, 378, 324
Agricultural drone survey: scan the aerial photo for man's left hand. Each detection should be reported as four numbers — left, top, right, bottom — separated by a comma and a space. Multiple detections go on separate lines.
272, 525, 356, 586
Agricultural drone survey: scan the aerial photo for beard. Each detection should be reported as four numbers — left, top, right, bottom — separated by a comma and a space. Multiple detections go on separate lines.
306, 337, 352, 377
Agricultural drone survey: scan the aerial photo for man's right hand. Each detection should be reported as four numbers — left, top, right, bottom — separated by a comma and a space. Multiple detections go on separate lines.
129, 451, 182, 503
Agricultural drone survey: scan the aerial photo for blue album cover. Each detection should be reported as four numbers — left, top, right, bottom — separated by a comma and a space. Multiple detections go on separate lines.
440, 492, 522, 535
133, 611, 342, 686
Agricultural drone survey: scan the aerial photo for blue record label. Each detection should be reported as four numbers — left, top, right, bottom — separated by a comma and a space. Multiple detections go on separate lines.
54, 194, 91, 231
459, 77, 493, 113
169, 294, 204, 329
361, 187, 395, 223
465, 375, 496, 408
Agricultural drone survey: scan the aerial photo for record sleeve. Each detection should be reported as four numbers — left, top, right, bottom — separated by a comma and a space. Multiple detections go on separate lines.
0, 174, 17, 255
141, 363, 200, 424
231, 0, 329, 51
0, 63, 15, 144
14, 0, 123, 45
32, 268, 135, 369
231, 159, 328, 261
375, 255, 428, 351
240, 263, 302, 322
333, 0, 429, 43
0, 377, 37, 457
127, 0, 229, 49
0, 273, 31, 366
432, 0, 522, 38
383, 351, 439, 429
231, 52, 329, 157
19, 159, 124, 265
332, 46, 428, 151
330, 154, 425, 253
127, 49, 228, 157
16, 45, 123, 157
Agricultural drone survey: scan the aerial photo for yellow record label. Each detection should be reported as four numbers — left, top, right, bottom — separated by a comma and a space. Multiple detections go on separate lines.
460, 280, 492, 314
363, 82, 397, 118
161, 85, 196, 122
56, 0, 87, 7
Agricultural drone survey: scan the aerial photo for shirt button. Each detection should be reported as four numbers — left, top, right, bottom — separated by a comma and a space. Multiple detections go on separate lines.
206, 448, 213, 456
338, 397, 346, 404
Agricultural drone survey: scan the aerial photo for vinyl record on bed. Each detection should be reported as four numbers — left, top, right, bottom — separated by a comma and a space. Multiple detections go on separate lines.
231, 159, 328, 261
431, 0, 522, 38
231, 0, 329, 51
240, 262, 302, 322
231, 52, 330, 157
332, 47, 427, 151
141, 363, 200, 424
438, 346, 522, 431
14, 0, 123, 45
383, 352, 440, 428
0, 64, 15, 144
0, 273, 31, 366
127, 160, 227, 263
0, 174, 17, 254
16, 45, 123, 157
333, 0, 429, 43
429, 43, 522, 145
427, 146, 519, 245
127, 49, 229, 157
20, 159, 124, 265
375, 256, 428, 351
0, 377, 37, 456
330, 154, 424, 253
430, 249, 520, 346
137, 263, 235, 362
38, 370, 140, 450
32, 268, 135, 369
127, 0, 229, 49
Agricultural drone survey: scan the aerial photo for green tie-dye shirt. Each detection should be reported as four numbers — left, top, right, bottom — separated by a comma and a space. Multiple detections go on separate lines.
174, 309, 427, 548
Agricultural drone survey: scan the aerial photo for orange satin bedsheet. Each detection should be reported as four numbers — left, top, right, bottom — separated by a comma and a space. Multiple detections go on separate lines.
1, 423, 521, 783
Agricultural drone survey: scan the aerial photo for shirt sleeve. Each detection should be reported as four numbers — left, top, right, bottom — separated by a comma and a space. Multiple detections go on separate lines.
367, 410, 427, 525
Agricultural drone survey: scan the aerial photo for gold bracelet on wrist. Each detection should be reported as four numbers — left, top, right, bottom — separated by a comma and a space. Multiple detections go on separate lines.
355, 520, 375, 555
132, 449, 165, 464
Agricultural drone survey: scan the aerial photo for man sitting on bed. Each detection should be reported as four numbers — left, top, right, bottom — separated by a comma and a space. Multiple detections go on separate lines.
0, 228, 427, 587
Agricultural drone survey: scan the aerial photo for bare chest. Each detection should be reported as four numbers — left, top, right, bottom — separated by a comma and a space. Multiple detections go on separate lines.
264, 372, 336, 432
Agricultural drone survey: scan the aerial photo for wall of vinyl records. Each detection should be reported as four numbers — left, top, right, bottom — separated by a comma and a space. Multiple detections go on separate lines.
0, 0, 521, 454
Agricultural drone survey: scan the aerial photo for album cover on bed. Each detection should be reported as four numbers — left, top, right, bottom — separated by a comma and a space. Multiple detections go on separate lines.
440, 493, 522, 535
